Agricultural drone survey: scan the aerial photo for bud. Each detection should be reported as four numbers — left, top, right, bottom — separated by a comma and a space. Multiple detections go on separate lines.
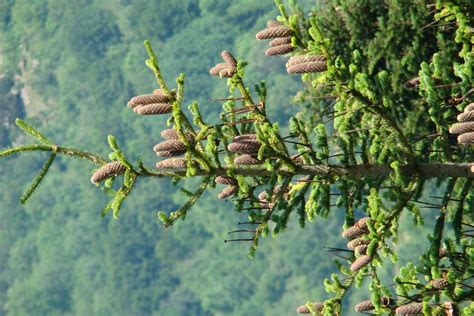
218, 185, 238, 199
296, 302, 324, 314
134, 103, 172, 115
215, 176, 237, 185
256, 25, 293, 40
228, 140, 261, 154
265, 44, 294, 56
350, 255, 372, 272
155, 158, 187, 169
153, 140, 186, 153
269, 36, 291, 47
234, 154, 261, 165
395, 302, 422, 315
457, 111, 474, 122
221, 50, 237, 68
457, 132, 474, 144
448, 122, 474, 134
91, 161, 126, 184
286, 61, 327, 74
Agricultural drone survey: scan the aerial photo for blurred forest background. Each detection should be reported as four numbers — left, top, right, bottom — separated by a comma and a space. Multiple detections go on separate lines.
0, 1, 435, 315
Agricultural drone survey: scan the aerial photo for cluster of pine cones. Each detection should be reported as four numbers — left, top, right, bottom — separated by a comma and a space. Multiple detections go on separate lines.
341, 217, 372, 272
256, 20, 327, 74
154, 129, 194, 170
210, 50, 237, 78
127, 89, 174, 115
449, 102, 474, 144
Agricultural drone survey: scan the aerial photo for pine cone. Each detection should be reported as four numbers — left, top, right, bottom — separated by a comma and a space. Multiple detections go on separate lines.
160, 128, 195, 141
265, 44, 294, 56
354, 244, 368, 256
266, 20, 281, 28
395, 302, 423, 315
156, 150, 186, 157
155, 158, 187, 169
449, 121, 474, 134
355, 217, 369, 230
228, 140, 261, 154
218, 68, 235, 78
269, 36, 291, 47
350, 255, 372, 272
347, 237, 370, 250
430, 278, 448, 289
234, 154, 261, 165
221, 50, 237, 67
210, 63, 235, 77
404, 77, 421, 88
342, 225, 368, 239
91, 161, 126, 184
286, 61, 327, 74
256, 25, 293, 40
458, 132, 474, 144
233, 134, 257, 142
464, 103, 474, 112
286, 55, 326, 67
153, 140, 186, 153
296, 302, 324, 314
457, 111, 474, 122
354, 300, 374, 313
127, 94, 171, 108
215, 176, 237, 185
218, 185, 237, 199
134, 103, 172, 115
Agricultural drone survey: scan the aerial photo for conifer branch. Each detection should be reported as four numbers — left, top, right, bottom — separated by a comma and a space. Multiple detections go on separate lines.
20, 153, 57, 204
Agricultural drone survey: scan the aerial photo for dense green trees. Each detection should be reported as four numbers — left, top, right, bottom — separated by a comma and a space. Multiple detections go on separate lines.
1, 0, 473, 315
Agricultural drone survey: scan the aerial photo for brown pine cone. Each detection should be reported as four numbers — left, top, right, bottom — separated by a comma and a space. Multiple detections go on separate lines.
354, 244, 368, 256
449, 121, 474, 134
457, 111, 474, 122
395, 302, 423, 315
221, 50, 237, 67
160, 129, 195, 141
134, 103, 172, 115
430, 278, 448, 289
355, 217, 369, 230
458, 132, 474, 144
234, 154, 261, 165
156, 150, 186, 157
265, 44, 294, 56
342, 225, 368, 239
286, 61, 327, 74
347, 237, 370, 250
404, 77, 421, 88
215, 176, 237, 185
127, 94, 171, 108
266, 20, 281, 28
210, 63, 232, 76
464, 103, 474, 112
217, 185, 237, 199
286, 55, 326, 67
218, 68, 236, 78
350, 255, 372, 272
354, 300, 374, 313
269, 36, 291, 47
153, 140, 186, 153
156, 158, 187, 169
228, 140, 261, 154
256, 25, 293, 40
91, 161, 126, 184
233, 134, 257, 142
296, 302, 324, 314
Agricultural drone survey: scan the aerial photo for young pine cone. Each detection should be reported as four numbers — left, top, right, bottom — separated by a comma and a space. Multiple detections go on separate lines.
210, 63, 235, 78
160, 128, 195, 141
265, 44, 293, 56
457, 132, 474, 144
155, 158, 187, 169
354, 300, 374, 313
347, 237, 370, 250
457, 110, 474, 122
133, 103, 172, 115
448, 121, 474, 134
215, 176, 237, 185
296, 302, 324, 314
354, 244, 368, 256
91, 161, 126, 184
153, 140, 186, 153
404, 77, 421, 88
234, 154, 261, 165
228, 140, 261, 154
350, 255, 372, 272
256, 25, 293, 40
430, 278, 448, 289
232, 134, 257, 142
355, 217, 369, 230
286, 61, 327, 74
127, 94, 171, 108
266, 20, 281, 28
395, 302, 423, 315
269, 36, 291, 47
156, 150, 186, 157
464, 103, 474, 112
286, 54, 326, 67
217, 185, 237, 199
221, 50, 237, 68
342, 225, 368, 239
